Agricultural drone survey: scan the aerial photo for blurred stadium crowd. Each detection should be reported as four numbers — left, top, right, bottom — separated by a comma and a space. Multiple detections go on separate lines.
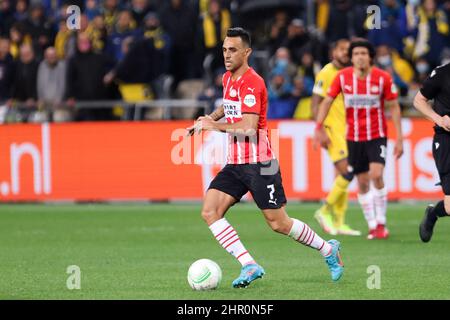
0, 0, 449, 122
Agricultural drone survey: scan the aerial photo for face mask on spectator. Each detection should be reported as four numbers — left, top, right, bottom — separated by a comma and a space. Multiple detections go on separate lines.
377, 55, 391, 67
416, 62, 429, 74
408, 0, 420, 6
276, 58, 288, 69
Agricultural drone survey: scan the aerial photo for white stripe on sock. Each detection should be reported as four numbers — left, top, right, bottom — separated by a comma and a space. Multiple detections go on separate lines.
209, 218, 254, 266
373, 186, 387, 225
289, 218, 331, 257
358, 191, 377, 230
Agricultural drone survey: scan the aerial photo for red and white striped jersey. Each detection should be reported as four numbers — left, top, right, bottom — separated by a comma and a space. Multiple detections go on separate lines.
327, 66, 398, 142
222, 67, 274, 164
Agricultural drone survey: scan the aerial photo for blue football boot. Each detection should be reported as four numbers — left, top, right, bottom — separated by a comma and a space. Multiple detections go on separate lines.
232, 263, 265, 288
324, 239, 344, 281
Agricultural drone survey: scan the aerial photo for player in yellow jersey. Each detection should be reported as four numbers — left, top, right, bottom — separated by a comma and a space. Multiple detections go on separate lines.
311, 39, 361, 236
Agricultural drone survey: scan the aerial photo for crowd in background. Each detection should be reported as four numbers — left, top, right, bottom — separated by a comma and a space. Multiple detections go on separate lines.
0, 0, 449, 122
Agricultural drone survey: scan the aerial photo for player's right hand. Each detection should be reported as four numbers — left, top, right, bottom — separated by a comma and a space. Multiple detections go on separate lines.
438, 115, 450, 132
313, 127, 330, 150
186, 116, 208, 136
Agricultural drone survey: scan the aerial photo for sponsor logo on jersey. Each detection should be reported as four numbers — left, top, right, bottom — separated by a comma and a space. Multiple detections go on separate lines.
244, 94, 256, 107
345, 94, 381, 108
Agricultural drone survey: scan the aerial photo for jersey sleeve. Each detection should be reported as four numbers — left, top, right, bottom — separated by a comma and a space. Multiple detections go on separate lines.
312, 70, 329, 98
239, 79, 262, 114
420, 66, 444, 100
327, 72, 342, 98
382, 73, 398, 101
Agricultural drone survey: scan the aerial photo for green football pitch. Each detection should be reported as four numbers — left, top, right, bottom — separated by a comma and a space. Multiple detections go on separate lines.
1, 202, 449, 300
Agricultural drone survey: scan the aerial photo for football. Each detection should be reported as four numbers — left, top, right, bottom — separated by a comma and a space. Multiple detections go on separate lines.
187, 259, 222, 290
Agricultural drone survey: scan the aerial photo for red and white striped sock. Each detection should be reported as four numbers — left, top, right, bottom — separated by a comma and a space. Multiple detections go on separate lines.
373, 186, 387, 225
209, 218, 255, 266
288, 218, 332, 257
358, 191, 377, 230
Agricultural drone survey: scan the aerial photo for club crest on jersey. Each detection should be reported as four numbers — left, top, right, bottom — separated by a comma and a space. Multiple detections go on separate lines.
230, 88, 237, 98
244, 94, 256, 107
371, 86, 379, 93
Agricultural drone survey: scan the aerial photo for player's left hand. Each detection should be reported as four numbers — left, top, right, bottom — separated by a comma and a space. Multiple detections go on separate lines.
198, 115, 216, 132
394, 139, 404, 159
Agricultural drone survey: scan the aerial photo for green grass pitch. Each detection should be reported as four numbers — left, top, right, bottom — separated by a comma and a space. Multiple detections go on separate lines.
1, 202, 449, 300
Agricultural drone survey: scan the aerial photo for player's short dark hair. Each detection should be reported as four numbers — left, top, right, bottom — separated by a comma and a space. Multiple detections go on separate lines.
226, 27, 251, 48
331, 38, 350, 50
348, 39, 375, 60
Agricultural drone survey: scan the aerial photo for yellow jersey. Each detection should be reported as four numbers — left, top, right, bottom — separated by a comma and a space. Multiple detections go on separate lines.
312, 62, 346, 135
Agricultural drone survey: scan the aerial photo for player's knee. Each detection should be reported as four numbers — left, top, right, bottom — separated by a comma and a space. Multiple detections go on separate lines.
201, 208, 221, 224
358, 182, 370, 194
267, 218, 290, 234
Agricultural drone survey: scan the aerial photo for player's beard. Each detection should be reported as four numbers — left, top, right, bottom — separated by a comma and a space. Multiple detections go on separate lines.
338, 57, 351, 67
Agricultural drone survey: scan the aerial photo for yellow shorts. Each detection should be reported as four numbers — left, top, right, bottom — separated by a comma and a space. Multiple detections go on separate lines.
325, 125, 348, 163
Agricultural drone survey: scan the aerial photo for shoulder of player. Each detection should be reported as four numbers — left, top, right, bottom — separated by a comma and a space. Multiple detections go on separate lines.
372, 67, 392, 80
241, 68, 265, 89
316, 63, 333, 78
430, 62, 450, 79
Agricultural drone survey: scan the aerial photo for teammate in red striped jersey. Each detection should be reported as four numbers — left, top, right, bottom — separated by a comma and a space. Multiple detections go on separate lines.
314, 39, 404, 240
187, 28, 344, 287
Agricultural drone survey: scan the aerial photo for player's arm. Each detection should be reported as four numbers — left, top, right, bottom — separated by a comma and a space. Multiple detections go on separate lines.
413, 91, 450, 131
186, 105, 224, 136
199, 113, 259, 134
313, 96, 334, 149
385, 100, 404, 159
413, 66, 450, 131
311, 72, 327, 120
311, 94, 324, 120
313, 72, 341, 149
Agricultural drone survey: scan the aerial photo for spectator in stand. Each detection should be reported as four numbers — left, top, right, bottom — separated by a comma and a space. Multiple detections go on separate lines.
0, 37, 15, 104
140, 12, 171, 75
54, 17, 77, 59
106, 10, 137, 63
197, 0, 232, 74
66, 33, 115, 121
86, 13, 108, 54
322, 0, 354, 42
0, 0, 15, 37
281, 18, 316, 65
10, 44, 39, 120
292, 74, 313, 120
296, 51, 317, 96
85, 0, 102, 21
103, 0, 121, 34
268, 9, 290, 55
413, 56, 431, 84
367, 0, 408, 54
198, 67, 224, 115
24, 3, 53, 60
267, 65, 295, 119
160, 0, 198, 88
37, 46, 68, 122
375, 44, 414, 97
130, 0, 151, 27
14, 0, 28, 23
269, 47, 297, 80
406, 0, 449, 68
9, 22, 32, 59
